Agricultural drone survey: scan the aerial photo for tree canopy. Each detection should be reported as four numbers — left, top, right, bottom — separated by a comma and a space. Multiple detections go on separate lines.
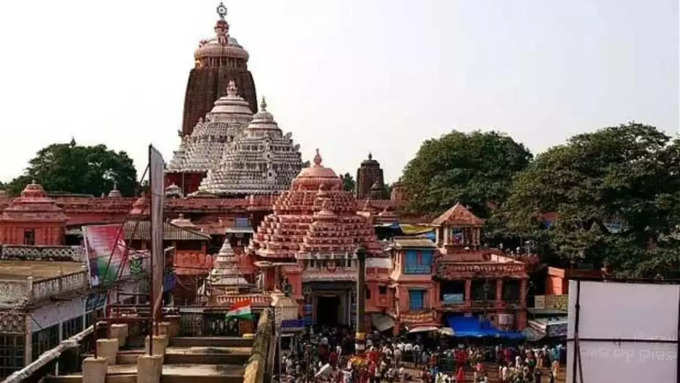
6, 141, 138, 197
340, 172, 356, 192
400, 130, 532, 218
500, 123, 680, 277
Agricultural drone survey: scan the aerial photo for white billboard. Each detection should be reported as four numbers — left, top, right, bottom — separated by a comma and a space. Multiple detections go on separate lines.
567, 280, 679, 383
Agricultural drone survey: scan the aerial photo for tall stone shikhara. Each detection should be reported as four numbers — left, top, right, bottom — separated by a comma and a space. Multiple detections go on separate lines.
198, 99, 303, 196
356, 153, 387, 199
182, 2, 257, 137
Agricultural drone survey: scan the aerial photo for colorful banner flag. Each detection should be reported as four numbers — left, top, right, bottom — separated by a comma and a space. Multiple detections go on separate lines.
226, 300, 253, 320
82, 224, 129, 287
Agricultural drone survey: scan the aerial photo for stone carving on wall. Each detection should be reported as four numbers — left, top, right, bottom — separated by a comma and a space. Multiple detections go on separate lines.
0, 309, 25, 334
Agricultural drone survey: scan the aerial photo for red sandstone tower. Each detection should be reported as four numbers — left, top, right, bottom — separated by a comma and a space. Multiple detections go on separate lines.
181, 2, 257, 137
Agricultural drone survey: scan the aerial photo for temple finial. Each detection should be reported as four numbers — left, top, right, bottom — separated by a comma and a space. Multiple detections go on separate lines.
226, 80, 238, 96
216, 2, 227, 20
260, 97, 267, 111
313, 149, 322, 166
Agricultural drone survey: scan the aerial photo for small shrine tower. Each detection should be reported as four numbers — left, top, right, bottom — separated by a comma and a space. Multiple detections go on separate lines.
0, 182, 68, 245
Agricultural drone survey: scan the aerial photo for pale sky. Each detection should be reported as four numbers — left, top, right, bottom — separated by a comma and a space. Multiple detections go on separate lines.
0, 0, 677, 184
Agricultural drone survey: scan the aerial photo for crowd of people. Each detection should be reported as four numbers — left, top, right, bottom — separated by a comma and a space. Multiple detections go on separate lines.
276, 325, 566, 383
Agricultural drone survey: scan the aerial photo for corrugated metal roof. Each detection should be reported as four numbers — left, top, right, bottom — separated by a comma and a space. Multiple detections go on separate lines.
124, 221, 210, 241
392, 236, 436, 248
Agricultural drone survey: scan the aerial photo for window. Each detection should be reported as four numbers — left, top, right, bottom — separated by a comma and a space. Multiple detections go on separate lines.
23, 229, 35, 246
409, 290, 426, 311
235, 217, 250, 228
379, 285, 387, 295
62, 317, 83, 339
471, 280, 495, 301
32, 324, 59, 361
365, 288, 371, 300
404, 250, 433, 274
451, 228, 464, 245
0, 335, 25, 378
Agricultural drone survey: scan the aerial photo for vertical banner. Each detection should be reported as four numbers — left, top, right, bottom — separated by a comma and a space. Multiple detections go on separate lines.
82, 224, 129, 287
149, 145, 165, 322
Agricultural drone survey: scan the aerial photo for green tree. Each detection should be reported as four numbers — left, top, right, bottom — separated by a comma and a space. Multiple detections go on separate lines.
6, 140, 138, 197
401, 130, 532, 218
501, 123, 680, 277
340, 172, 356, 192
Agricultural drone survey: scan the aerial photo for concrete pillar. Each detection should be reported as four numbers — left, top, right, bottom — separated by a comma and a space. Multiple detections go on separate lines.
96, 338, 119, 365
464, 279, 472, 303
145, 335, 168, 359
110, 324, 128, 348
24, 315, 32, 366
496, 279, 503, 303
166, 315, 181, 337
137, 354, 163, 383
520, 278, 528, 308
156, 321, 171, 337
82, 357, 108, 383
355, 248, 367, 353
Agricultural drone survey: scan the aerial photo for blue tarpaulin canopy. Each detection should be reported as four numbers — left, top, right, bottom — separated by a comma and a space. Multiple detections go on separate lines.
447, 315, 525, 340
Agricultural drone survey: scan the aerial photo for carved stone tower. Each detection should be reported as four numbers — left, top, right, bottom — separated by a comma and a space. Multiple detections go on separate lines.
355, 153, 387, 199
181, 2, 257, 137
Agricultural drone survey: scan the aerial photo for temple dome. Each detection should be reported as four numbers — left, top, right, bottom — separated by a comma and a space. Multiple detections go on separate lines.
249, 152, 384, 260
1, 181, 67, 223
194, 18, 250, 62
208, 81, 253, 120
293, 149, 342, 191
108, 182, 122, 198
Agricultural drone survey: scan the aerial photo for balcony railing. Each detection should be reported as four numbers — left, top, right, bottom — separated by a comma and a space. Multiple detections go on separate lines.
0, 270, 88, 306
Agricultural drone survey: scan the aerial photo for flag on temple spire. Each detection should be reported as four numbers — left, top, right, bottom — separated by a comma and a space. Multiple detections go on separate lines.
226, 300, 253, 320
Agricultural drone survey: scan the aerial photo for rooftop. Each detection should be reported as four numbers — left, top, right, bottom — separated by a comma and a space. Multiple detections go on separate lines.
432, 203, 484, 227
0, 260, 84, 281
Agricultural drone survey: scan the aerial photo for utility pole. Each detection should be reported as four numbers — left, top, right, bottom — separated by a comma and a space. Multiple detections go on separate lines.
355, 247, 367, 354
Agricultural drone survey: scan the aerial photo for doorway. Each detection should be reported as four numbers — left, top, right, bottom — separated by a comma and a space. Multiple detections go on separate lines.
316, 296, 341, 326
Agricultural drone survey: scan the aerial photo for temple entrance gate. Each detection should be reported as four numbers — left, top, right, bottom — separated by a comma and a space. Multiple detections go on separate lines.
303, 282, 355, 327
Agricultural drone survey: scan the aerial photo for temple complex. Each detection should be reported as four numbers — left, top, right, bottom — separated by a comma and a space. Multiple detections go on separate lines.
182, 2, 257, 137
198, 99, 303, 196
0, 4, 554, 381
167, 80, 254, 195
355, 153, 388, 199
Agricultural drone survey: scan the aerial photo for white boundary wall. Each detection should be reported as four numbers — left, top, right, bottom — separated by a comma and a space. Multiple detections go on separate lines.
567, 280, 679, 382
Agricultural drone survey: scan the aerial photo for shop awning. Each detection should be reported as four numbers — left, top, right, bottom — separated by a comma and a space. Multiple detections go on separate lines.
446, 315, 525, 340
371, 314, 395, 332
523, 327, 546, 342
408, 326, 440, 333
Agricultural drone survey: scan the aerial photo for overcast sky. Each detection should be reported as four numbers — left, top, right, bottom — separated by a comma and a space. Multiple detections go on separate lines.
0, 0, 677, 184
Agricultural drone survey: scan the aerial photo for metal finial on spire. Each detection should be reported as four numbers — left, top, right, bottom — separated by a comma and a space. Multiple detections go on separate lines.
368, 152, 372, 160
314, 149, 322, 166
260, 97, 267, 111
216, 2, 227, 20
